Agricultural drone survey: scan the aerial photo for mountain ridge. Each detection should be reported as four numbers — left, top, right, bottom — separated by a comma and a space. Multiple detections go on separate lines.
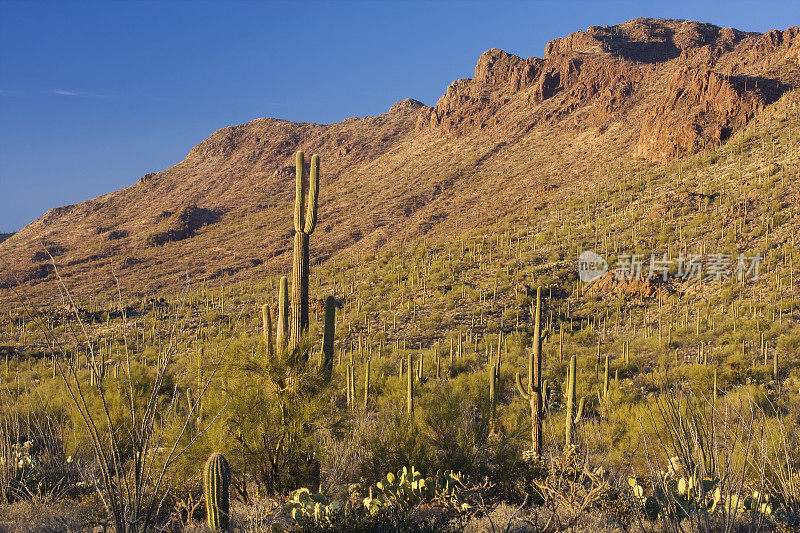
1, 17, 798, 305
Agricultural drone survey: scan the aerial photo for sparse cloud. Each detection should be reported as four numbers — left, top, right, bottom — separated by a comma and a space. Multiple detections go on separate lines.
52, 89, 109, 98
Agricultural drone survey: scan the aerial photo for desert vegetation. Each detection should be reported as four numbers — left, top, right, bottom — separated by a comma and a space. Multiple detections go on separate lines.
1, 17, 799, 533
2, 100, 799, 531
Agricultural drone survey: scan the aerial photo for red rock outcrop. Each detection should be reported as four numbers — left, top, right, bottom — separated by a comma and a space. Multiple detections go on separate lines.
635, 67, 768, 159
417, 18, 799, 160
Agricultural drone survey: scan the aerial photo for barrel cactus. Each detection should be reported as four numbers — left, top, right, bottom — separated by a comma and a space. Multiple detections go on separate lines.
204, 452, 231, 530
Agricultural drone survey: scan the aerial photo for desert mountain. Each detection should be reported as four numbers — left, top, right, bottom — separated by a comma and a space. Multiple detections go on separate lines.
1, 18, 798, 305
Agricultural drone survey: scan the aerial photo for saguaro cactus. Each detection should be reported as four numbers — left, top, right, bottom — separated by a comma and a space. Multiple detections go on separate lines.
321, 295, 335, 379
713, 367, 718, 402
364, 358, 371, 409
204, 452, 231, 531
290, 151, 319, 348
565, 355, 585, 449
262, 303, 274, 360
276, 276, 289, 351
407, 353, 414, 415
489, 363, 496, 428
346, 364, 353, 409
515, 287, 543, 457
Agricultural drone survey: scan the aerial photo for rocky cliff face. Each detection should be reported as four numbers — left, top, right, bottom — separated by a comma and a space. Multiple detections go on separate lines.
1, 18, 798, 304
417, 18, 799, 158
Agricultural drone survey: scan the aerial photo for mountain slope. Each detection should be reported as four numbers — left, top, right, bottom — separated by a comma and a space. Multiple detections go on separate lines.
1, 18, 798, 306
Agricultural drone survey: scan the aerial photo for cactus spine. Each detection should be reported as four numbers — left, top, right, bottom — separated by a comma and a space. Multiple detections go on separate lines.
322, 295, 335, 379
290, 151, 319, 348
204, 453, 231, 531
276, 276, 289, 351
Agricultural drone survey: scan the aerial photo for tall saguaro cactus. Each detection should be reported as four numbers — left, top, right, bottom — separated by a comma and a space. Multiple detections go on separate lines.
321, 295, 335, 379
276, 276, 289, 351
290, 151, 319, 348
489, 363, 496, 429
262, 303, 274, 361
515, 287, 543, 458
204, 453, 231, 531
407, 353, 414, 416
364, 358, 371, 409
565, 355, 585, 449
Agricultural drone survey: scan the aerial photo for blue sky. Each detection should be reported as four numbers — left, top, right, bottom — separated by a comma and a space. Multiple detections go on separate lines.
1, 0, 798, 233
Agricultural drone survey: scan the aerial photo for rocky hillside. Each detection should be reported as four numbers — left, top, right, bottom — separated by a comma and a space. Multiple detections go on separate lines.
1, 18, 798, 305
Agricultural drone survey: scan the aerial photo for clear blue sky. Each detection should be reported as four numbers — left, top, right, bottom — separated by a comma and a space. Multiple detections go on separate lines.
1, 0, 798, 233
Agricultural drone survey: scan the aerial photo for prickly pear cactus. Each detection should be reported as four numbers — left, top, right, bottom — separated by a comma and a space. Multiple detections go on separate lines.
286, 487, 342, 524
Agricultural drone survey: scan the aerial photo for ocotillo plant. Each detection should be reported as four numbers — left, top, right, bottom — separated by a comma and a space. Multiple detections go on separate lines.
204, 452, 231, 531
321, 295, 335, 379
290, 151, 319, 348
515, 287, 543, 457
276, 276, 289, 352
262, 303, 274, 361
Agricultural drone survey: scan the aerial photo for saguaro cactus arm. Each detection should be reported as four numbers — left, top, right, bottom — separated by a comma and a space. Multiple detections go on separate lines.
515, 372, 531, 399
305, 155, 319, 234
294, 151, 306, 232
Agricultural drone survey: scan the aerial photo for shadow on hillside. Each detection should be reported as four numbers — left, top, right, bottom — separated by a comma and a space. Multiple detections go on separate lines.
146, 206, 222, 247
